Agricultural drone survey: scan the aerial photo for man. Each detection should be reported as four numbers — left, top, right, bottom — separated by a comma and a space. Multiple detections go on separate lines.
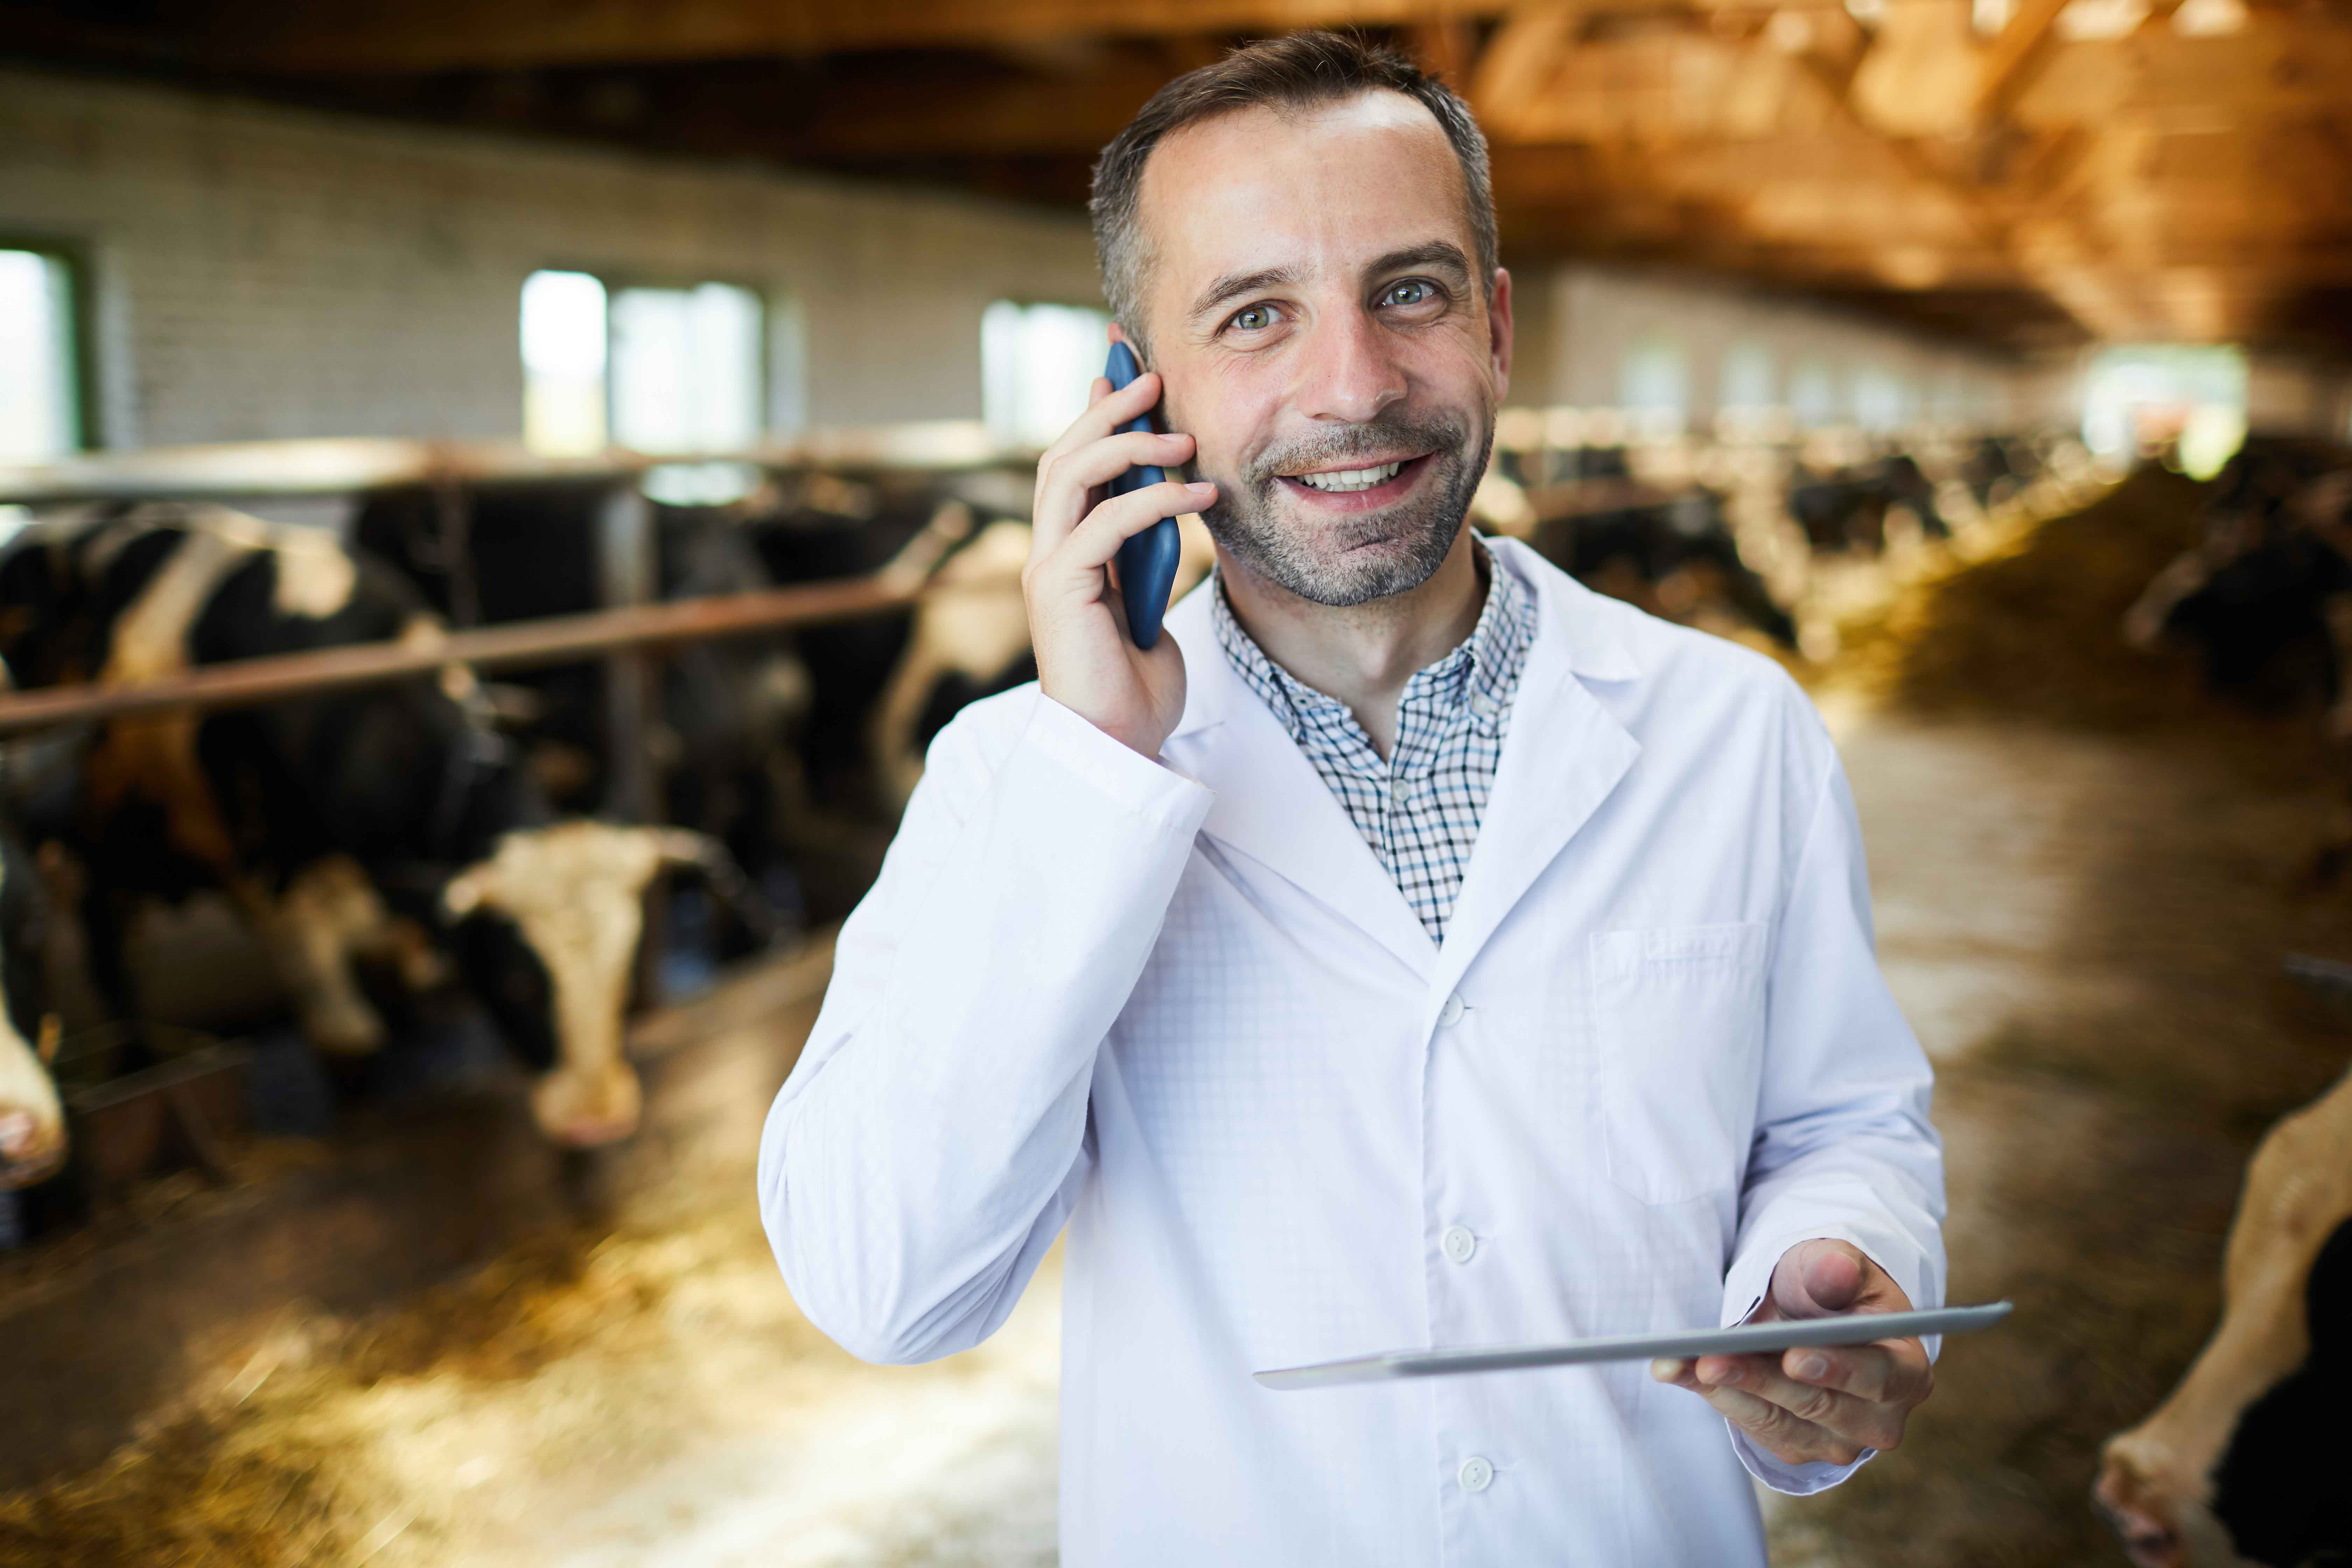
759, 32, 1944, 1564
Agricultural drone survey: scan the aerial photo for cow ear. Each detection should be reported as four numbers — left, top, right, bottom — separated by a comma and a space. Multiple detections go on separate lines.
648, 828, 720, 870
441, 867, 491, 920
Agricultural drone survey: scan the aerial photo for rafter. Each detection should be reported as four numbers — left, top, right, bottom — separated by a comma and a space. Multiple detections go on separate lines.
1974, 0, 2072, 126
187, 0, 1533, 73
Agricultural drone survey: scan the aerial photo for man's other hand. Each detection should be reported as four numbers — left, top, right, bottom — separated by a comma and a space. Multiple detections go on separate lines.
1025, 339, 1218, 760
1649, 1238, 1934, 1468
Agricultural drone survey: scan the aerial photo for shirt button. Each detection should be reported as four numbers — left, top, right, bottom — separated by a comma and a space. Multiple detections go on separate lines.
1390, 775, 1411, 805
1459, 1455, 1494, 1493
1442, 1225, 1476, 1264
1438, 993, 1465, 1027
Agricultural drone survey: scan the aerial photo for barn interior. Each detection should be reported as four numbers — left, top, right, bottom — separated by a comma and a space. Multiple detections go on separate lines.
2, 1, 2351, 1563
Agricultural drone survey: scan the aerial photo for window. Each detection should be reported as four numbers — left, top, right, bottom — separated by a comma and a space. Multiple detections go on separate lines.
1790, 359, 1839, 429
1854, 367, 1913, 433
2082, 344, 2245, 478
1720, 342, 1776, 413
984, 300, 1113, 450
1619, 331, 1688, 434
0, 247, 85, 463
520, 270, 766, 459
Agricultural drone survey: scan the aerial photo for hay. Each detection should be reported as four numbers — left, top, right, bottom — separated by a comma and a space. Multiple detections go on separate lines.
0, 1217, 675, 1567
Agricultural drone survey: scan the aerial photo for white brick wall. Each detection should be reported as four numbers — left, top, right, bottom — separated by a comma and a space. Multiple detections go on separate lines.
0, 66, 1106, 447
2, 64, 2095, 455
1506, 264, 2025, 428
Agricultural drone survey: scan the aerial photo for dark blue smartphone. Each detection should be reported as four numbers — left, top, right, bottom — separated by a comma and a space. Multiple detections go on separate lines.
1103, 339, 1185, 650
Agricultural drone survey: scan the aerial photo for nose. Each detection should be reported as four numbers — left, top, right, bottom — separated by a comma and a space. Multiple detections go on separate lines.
1295, 305, 1406, 427
2092, 1453, 2186, 1568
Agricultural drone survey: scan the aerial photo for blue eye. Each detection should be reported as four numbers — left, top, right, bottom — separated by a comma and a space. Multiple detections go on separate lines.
1231, 304, 1274, 331
1384, 280, 1437, 308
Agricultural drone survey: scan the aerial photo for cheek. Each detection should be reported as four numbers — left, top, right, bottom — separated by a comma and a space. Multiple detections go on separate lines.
1172, 365, 1289, 479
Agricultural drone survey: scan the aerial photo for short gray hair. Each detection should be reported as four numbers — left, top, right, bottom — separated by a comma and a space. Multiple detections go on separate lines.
1088, 32, 1498, 351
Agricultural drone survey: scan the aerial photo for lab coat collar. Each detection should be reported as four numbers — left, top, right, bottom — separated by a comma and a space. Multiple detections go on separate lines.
1158, 538, 1643, 987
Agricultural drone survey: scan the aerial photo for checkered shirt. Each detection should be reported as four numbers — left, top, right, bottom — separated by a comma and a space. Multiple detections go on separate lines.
1211, 540, 1539, 945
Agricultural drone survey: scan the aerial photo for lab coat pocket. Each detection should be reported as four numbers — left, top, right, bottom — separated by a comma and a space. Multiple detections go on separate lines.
1589, 922, 1769, 1204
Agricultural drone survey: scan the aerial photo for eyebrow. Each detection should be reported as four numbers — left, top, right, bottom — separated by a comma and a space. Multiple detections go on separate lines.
1185, 242, 1476, 323
1188, 265, 1301, 322
1366, 242, 1474, 288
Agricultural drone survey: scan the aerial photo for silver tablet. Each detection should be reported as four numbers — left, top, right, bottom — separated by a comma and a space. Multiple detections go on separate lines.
1254, 1301, 2012, 1391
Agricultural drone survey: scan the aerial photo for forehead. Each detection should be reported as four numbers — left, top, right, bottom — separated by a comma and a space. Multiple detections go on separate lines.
1136, 92, 1471, 315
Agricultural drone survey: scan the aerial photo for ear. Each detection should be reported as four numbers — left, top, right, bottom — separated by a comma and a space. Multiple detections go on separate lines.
441, 866, 491, 920
646, 828, 721, 870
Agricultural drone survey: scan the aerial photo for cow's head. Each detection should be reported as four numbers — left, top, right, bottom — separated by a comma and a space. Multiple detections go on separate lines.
440, 821, 715, 1148
0, 837, 63, 1189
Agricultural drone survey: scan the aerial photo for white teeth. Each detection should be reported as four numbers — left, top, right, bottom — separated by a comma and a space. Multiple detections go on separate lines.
1295, 461, 1405, 493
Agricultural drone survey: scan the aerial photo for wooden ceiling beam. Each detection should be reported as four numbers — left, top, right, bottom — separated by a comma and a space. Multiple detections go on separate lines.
1470, 3, 1584, 139
1973, 0, 2071, 126
189, 0, 1528, 73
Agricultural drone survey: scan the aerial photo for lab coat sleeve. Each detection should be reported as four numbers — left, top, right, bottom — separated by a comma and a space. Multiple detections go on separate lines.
1720, 743, 1948, 1495
757, 689, 1213, 1365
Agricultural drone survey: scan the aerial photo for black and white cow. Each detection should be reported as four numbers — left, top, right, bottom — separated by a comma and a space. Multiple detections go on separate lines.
2124, 440, 2352, 727
354, 471, 1047, 832
0, 827, 62, 1188
1528, 484, 1799, 649
0, 503, 716, 1147
1788, 453, 1948, 553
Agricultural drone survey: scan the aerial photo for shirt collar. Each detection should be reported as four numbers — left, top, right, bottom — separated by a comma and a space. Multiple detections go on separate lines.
1210, 536, 1538, 746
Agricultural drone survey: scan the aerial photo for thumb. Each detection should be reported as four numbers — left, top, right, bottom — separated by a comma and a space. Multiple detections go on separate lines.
1772, 1239, 1867, 1318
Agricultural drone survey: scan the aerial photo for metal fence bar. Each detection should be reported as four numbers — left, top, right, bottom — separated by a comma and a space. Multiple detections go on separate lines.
0, 574, 925, 737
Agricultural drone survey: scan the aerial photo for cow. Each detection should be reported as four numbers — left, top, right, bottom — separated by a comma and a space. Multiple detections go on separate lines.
0, 503, 717, 1147
2094, 1061, 2352, 1567
356, 467, 1056, 835
1788, 453, 1949, 553
1526, 481, 1799, 649
0, 826, 62, 1189
2124, 442, 2352, 730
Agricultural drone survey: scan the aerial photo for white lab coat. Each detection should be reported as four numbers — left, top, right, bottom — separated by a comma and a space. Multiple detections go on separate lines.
760, 538, 1945, 1566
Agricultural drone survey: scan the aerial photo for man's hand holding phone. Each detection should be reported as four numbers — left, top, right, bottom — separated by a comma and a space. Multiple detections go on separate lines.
1024, 345, 1216, 759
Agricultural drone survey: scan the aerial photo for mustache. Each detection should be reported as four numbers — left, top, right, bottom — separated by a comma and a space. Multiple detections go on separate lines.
1244, 413, 1469, 486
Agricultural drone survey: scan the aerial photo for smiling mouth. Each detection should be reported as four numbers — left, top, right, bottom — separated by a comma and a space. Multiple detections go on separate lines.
1292, 459, 1406, 493
1277, 453, 1433, 498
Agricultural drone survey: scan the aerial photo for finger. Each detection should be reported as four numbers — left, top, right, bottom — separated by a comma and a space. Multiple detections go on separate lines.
1785, 1337, 1933, 1407
1046, 429, 1198, 506
1031, 428, 1198, 557
1037, 372, 1163, 471
1771, 1239, 1868, 1318
1683, 1378, 1863, 1465
1053, 481, 1218, 575
1698, 1353, 1902, 1451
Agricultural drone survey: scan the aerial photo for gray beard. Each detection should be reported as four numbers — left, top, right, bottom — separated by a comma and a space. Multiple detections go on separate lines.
1199, 413, 1491, 609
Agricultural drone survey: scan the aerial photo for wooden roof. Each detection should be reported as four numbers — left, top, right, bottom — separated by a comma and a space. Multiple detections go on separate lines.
10, 0, 2352, 356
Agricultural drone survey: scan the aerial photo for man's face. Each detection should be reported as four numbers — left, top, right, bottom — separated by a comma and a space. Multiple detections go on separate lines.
1133, 92, 1512, 608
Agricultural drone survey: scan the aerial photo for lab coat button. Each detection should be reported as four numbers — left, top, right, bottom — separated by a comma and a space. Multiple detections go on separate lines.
1459, 1456, 1493, 1493
1442, 1225, 1476, 1263
1438, 993, 1465, 1027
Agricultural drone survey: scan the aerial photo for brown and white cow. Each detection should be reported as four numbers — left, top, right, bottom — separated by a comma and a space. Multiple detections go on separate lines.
2094, 1062, 2352, 1567
0, 504, 715, 1148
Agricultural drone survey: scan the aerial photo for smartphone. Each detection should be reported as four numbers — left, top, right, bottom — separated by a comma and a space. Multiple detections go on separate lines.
1103, 339, 1185, 650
